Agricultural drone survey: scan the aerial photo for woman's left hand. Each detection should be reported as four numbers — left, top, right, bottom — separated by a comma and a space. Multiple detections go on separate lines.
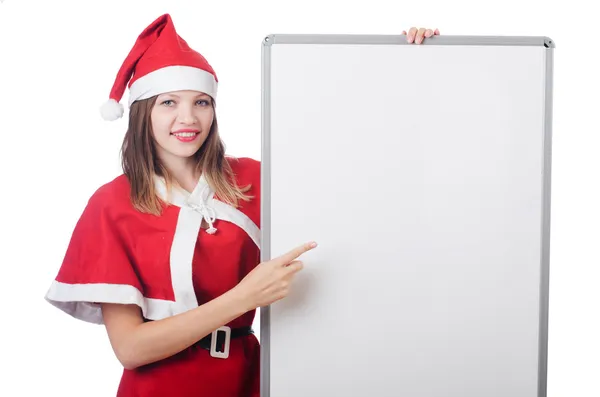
402, 27, 440, 44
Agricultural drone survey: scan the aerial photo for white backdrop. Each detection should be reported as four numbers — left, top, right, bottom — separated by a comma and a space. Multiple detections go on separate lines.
0, 0, 597, 396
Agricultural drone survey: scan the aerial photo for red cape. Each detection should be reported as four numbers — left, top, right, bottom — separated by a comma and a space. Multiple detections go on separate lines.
44, 157, 262, 396
46, 156, 261, 326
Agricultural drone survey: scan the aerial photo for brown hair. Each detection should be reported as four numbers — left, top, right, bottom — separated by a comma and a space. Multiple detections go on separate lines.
120, 95, 253, 216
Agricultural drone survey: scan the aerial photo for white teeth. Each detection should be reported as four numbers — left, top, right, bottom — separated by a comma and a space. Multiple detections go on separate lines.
173, 132, 197, 137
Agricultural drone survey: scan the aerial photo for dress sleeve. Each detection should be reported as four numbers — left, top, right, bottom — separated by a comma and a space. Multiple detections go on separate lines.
44, 188, 145, 325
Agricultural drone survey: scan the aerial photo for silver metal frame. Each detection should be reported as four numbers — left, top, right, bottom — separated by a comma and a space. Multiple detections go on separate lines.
260, 34, 554, 397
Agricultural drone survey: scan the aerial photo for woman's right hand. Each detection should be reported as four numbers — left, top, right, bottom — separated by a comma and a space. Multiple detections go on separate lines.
233, 241, 318, 311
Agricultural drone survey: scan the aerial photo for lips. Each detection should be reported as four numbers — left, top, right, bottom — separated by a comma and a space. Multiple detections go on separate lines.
171, 129, 200, 137
172, 132, 198, 138
171, 129, 200, 143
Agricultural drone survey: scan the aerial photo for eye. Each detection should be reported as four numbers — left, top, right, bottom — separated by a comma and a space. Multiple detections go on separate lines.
197, 100, 210, 106
161, 99, 175, 106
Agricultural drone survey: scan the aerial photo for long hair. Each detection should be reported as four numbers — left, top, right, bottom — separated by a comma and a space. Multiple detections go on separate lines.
120, 95, 253, 216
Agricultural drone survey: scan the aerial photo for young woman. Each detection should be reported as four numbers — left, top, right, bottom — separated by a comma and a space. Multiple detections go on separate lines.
44, 13, 439, 397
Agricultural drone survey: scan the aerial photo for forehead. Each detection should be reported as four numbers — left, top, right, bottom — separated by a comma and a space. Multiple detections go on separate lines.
158, 90, 210, 98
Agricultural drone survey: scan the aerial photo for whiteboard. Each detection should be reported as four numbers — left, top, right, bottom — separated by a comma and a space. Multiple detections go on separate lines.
260, 34, 554, 397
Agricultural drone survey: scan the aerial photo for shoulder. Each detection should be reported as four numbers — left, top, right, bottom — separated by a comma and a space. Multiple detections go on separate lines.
225, 156, 260, 185
226, 155, 260, 171
89, 174, 130, 202
223, 156, 261, 217
84, 174, 134, 216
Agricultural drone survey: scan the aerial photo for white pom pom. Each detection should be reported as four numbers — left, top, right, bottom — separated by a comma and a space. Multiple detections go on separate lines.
100, 99, 124, 121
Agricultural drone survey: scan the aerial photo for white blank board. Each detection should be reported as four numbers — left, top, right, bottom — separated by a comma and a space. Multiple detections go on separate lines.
260, 34, 554, 397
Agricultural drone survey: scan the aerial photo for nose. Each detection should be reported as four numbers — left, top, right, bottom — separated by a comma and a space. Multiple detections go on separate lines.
177, 103, 197, 125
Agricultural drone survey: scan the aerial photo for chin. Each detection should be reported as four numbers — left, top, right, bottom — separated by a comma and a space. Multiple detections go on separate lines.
156, 141, 205, 160
173, 148, 202, 158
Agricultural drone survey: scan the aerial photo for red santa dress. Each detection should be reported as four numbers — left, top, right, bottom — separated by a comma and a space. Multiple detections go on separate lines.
45, 156, 262, 397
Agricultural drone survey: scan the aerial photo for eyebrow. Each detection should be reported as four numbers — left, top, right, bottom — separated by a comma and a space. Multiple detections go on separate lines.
160, 93, 210, 99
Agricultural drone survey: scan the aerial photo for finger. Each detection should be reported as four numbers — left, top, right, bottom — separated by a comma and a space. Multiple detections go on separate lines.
285, 260, 303, 268
407, 27, 418, 43
275, 242, 317, 266
285, 260, 304, 274
402, 30, 407, 35
425, 29, 434, 38
416, 28, 426, 44
434, 28, 440, 35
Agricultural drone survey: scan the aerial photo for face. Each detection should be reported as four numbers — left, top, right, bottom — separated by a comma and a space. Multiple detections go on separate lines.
150, 90, 214, 164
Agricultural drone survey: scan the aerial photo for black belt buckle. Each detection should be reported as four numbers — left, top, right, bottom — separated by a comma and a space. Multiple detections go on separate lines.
210, 326, 231, 359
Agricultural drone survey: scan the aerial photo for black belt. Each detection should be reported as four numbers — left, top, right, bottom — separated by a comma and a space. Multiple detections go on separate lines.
194, 326, 254, 358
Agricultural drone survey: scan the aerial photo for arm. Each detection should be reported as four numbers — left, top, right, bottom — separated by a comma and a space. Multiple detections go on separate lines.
101, 288, 249, 370
103, 240, 316, 370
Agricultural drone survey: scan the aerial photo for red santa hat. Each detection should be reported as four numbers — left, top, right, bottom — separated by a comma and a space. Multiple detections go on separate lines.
100, 13, 218, 121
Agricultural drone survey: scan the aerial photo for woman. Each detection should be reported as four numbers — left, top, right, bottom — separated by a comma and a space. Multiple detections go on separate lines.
44, 13, 440, 397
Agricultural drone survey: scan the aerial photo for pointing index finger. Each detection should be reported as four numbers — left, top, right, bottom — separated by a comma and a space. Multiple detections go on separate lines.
277, 241, 318, 266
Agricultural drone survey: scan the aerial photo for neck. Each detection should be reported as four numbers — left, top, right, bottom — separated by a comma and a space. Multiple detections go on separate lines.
162, 155, 201, 193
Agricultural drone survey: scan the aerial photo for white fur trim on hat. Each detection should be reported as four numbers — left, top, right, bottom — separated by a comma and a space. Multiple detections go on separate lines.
128, 65, 218, 107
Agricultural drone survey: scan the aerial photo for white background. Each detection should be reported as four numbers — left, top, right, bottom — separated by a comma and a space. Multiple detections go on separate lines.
0, 0, 597, 396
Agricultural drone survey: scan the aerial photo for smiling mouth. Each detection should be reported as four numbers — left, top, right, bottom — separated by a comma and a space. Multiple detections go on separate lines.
171, 132, 199, 137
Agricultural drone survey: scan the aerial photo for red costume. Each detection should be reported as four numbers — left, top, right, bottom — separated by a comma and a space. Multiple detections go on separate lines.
46, 157, 261, 396
45, 13, 261, 397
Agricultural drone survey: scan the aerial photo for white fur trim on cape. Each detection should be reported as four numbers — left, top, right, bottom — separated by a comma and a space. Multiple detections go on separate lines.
44, 281, 180, 324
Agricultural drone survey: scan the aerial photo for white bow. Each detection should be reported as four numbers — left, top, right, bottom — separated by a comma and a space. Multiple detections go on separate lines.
186, 184, 218, 234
